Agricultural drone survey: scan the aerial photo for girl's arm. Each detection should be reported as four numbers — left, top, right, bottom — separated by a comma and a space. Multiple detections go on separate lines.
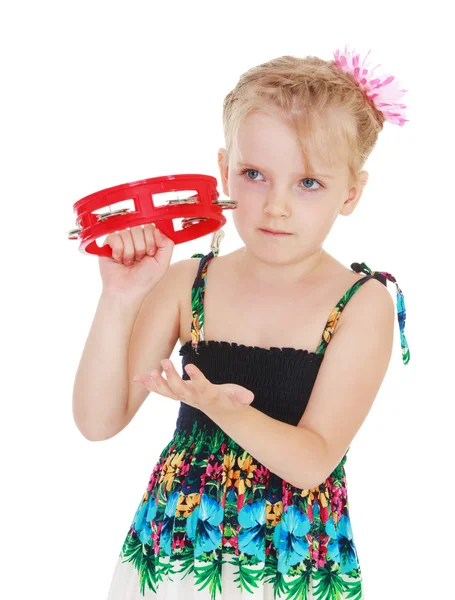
205, 404, 328, 490
205, 279, 395, 489
72, 290, 147, 441
73, 258, 187, 442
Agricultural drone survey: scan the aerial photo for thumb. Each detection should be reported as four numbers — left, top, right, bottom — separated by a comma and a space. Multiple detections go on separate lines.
227, 385, 254, 407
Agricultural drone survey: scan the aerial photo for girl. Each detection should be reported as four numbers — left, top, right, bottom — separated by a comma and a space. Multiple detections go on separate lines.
74, 45, 410, 599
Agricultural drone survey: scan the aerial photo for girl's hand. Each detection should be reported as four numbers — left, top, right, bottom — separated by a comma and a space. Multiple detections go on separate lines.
98, 224, 175, 296
133, 360, 255, 413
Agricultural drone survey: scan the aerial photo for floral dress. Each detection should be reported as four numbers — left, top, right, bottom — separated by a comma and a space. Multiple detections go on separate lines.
107, 250, 410, 599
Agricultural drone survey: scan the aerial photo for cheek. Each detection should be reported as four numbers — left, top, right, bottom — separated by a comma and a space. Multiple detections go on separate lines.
233, 197, 258, 220
299, 198, 333, 221
231, 177, 252, 197
304, 206, 339, 243
231, 204, 259, 241
230, 183, 257, 212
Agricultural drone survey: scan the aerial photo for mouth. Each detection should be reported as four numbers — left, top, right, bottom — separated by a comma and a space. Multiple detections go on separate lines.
259, 228, 292, 236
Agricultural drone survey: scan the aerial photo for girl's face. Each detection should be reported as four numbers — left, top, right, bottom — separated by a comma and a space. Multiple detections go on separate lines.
218, 110, 367, 257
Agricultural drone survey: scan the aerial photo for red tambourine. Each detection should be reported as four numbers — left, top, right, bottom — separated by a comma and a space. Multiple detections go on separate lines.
66, 174, 237, 257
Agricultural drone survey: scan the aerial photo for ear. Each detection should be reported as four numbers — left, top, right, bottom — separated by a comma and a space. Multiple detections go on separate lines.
340, 170, 369, 216
217, 148, 230, 197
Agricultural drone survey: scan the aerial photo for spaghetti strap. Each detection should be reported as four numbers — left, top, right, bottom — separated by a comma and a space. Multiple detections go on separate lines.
314, 273, 377, 357
351, 261, 410, 365
189, 251, 216, 353
315, 261, 410, 364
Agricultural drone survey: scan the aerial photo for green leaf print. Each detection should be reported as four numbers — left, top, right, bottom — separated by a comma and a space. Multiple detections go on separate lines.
264, 553, 288, 596
193, 553, 223, 598
121, 533, 184, 595
154, 553, 176, 586
174, 548, 195, 579
121, 535, 158, 594
207, 426, 227, 454
285, 569, 312, 600
312, 565, 345, 599
342, 577, 362, 599
231, 560, 264, 593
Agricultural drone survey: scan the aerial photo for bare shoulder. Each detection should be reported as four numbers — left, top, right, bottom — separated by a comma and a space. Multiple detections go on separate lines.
320, 254, 395, 336
338, 269, 395, 331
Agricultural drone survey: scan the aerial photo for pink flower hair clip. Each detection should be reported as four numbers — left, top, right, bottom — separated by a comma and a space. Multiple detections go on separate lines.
333, 45, 409, 126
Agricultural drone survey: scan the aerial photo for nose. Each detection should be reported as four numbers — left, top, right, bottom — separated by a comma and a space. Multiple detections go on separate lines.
263, 188, 292, 218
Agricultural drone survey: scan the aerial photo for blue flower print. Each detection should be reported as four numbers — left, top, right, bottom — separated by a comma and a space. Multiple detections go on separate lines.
160, 491, 180, 555
186, 493, 223, 557
325, 514, 359, 574
132, 494, 158, 546
273, 505, 311, 574
238, 500, 266, 561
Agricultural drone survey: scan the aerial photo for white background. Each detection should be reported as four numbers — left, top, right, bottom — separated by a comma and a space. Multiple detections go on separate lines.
1, 1, 452, 599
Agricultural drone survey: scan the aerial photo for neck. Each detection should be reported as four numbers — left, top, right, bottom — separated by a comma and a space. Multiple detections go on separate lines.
232, 246, 328, 288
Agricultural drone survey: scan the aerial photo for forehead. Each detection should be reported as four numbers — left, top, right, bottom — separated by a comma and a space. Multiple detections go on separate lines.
234, 109, 348, 173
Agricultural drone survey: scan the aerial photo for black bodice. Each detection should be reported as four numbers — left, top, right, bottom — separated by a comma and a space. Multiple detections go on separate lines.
175, 339, 324, 434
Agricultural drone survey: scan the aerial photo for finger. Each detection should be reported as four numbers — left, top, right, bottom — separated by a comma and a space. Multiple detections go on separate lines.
144, 367, 195, 404
160, 360, 195, 402
133, 373, 158, 392
135, 369, 176, 398
184, 364, 220, 404
103, 232, 123, 262
149, 371, 177, 398
184, 363, 206, 385
130, 226, 146, 261
116, 230, 133, 265
143, 223, 157, 256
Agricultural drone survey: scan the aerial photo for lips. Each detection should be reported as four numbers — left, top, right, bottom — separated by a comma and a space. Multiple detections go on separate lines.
260, 228, 291, 234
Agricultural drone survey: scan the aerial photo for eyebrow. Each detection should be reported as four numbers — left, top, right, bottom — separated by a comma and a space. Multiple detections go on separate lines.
237, 162, 335, 179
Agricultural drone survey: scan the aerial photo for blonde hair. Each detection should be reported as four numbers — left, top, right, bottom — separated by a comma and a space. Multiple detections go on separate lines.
222, 54, 386, 187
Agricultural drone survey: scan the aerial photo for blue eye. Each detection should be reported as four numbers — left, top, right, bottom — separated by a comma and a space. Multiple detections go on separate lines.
301, 178, 322, 191
240, 168, 322, 191
242, 169, 264, 181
